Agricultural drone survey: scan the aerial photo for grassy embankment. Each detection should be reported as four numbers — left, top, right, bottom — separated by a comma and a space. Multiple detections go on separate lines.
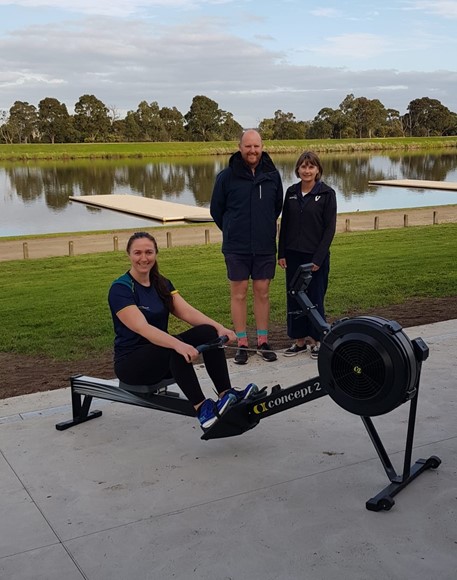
1, 223, 456, 360
1, 136, 457, 161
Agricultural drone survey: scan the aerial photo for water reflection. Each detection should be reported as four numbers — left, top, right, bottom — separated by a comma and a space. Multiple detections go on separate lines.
1, 150, 457, 236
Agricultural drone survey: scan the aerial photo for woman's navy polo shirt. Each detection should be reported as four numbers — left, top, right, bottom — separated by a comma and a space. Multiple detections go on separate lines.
108, 272, 177, 359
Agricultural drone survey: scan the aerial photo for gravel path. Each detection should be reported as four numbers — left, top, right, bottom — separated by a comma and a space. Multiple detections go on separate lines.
1, 205, 457, 261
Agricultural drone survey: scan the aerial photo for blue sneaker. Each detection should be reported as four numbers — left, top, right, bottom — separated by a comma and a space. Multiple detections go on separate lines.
197, 392, 236, 429
227, 383, 259, 402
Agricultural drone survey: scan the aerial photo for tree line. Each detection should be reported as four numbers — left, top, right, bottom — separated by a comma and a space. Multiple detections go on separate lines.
1, 93, 456, 144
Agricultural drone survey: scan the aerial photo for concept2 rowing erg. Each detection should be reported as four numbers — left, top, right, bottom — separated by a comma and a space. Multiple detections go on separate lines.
56, 264, 441, 511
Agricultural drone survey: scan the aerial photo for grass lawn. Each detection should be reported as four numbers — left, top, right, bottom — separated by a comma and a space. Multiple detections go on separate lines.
1, 137, 457, 161
0, 223, 456, 360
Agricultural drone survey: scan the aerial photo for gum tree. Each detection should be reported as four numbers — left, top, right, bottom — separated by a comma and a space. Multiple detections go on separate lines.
73, 94, 111, 142
38, 97, 71, 143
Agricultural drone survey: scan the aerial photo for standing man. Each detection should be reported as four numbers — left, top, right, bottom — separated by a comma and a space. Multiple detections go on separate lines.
210, 129, 283, 364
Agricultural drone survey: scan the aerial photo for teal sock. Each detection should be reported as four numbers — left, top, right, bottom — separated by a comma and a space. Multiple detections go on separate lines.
236, 331, 248, 347
257, 329, 268, 346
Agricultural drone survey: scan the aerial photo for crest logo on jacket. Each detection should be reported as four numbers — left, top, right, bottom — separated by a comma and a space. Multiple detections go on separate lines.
315, 196, 321, 201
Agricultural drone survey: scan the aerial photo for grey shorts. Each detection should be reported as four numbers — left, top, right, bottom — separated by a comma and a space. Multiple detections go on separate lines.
224, 253, 276, 282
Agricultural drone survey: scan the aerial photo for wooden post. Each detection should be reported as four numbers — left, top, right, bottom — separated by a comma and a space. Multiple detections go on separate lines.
374, 216, 379, 230
23, 242, 29, 260
404, 214, 408, 227
433, 211, 438, 225
205, 229, 210, 244
69, 241, 74, 257
113, 235, 119, 251
166, 232, 172, 248
345, 218, 351, 232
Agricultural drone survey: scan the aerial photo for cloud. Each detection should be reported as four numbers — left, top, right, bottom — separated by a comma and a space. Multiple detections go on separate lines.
309, 33, 392, 60
0, 71, 65, 89
406, 1, 457, 18
1, 14, 456, 126
310, 8, 343, 18
0, 0, 230, 17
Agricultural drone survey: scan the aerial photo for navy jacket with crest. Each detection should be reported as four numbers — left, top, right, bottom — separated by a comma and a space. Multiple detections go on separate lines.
278, 180, 337, 267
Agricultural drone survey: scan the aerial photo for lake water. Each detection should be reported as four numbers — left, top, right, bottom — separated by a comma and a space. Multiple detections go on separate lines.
2, 150, 457, 237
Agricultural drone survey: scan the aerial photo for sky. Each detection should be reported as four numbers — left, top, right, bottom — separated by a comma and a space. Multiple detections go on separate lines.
1, 0, 457, 128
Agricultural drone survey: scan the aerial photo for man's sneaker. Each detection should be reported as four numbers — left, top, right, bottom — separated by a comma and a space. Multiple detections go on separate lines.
257, 343, 277, 362
283, 343, 308, 357
234, 346, 248, 365
227, 383, 259, 402
310, 344, 320, 360
197, 392, 236, 429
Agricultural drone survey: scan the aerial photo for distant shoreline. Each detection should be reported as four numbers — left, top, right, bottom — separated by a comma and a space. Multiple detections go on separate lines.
1, 136, 457, 161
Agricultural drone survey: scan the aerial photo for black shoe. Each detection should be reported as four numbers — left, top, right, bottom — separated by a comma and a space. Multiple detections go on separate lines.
234, 346, 248, 365
283, 343, 308, 357
256, 343, 277, 362
310, 344, 320, 360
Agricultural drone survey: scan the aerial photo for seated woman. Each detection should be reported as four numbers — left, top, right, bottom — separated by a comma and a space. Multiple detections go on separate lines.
108, 231, 258, 430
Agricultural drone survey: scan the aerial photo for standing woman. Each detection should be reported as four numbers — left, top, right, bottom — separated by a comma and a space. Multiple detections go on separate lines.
278, 152, 337, 359
108, 232, 258, 432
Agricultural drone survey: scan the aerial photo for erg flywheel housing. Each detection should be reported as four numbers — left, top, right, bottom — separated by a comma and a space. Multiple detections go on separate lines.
317, 316, 421, 416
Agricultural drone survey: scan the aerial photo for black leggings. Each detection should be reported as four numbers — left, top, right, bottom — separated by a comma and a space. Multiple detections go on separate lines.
114, 324, 232, 406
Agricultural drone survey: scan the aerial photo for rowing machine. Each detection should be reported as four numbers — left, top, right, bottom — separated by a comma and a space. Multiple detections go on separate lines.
56, 264, 441, 510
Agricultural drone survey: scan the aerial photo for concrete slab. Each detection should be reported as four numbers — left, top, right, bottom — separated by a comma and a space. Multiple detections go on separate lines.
0, 545, 84, 580
1, 320, 456, 579
0, 454, 60, 560
64, 445, 456, 580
